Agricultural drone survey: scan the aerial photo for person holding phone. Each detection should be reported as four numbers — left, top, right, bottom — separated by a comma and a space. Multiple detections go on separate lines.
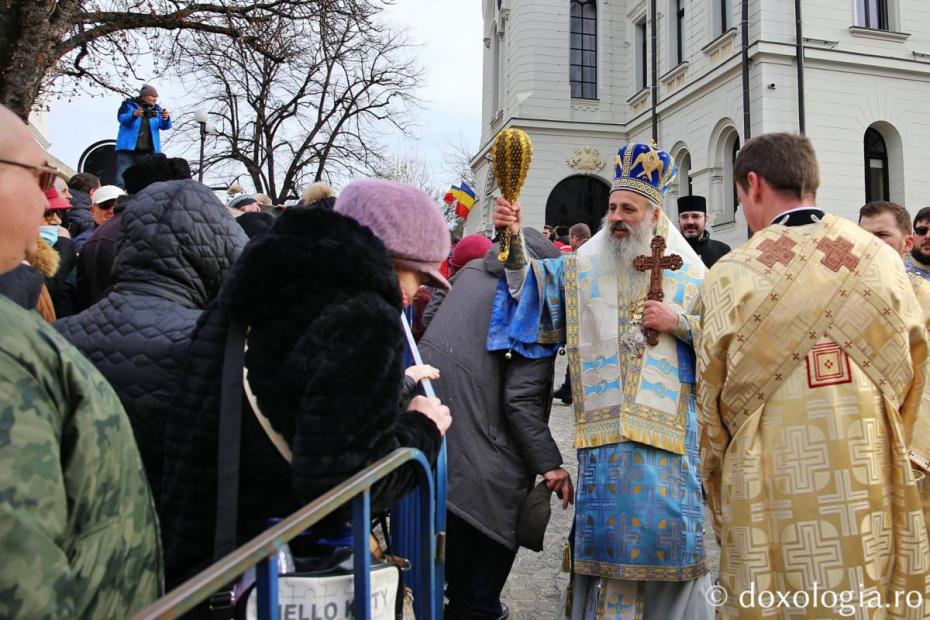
114, 84, 172, 188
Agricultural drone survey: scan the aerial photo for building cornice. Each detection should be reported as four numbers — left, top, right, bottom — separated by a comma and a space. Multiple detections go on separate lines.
755, 39, 930, 78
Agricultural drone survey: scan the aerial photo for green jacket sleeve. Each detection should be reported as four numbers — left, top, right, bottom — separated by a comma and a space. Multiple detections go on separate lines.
0, 351, 77, 619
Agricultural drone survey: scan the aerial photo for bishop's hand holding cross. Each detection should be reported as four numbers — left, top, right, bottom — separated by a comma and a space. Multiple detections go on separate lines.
634, 235, 682, 345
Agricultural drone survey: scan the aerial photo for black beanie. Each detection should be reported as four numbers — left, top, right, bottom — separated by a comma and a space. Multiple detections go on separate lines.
677, 195, 707, 215
123, 153, 172, 194
168, 158, 193, 181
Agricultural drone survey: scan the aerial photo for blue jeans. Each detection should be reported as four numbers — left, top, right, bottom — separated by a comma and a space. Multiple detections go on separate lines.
114, 150, 147, 189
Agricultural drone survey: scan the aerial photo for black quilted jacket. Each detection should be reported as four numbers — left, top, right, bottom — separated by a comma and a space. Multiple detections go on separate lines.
55, 180, 248, 498
158, 207, 442, 589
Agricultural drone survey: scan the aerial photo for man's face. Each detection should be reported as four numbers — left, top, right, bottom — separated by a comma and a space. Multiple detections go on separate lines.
678, 211, 706, 239
912, 218, 930, 263
606, 190, 658, 240
141, 94, 158, 106
859, 212, 912, 257
0, 124, 48, 272
91, 201, 115, 226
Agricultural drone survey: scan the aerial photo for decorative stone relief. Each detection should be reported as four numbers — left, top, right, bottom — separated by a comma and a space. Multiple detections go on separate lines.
566, 147, 606, 173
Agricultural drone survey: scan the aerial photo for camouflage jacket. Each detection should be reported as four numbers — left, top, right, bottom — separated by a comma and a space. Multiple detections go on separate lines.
0, 295, 162, 618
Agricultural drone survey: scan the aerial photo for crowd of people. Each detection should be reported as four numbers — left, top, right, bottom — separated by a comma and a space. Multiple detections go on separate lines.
4, 86, 930, 620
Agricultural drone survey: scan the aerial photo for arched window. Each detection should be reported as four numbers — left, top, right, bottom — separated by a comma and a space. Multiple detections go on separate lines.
717, 132, 739, 225
546, 175, 610, 232
677, 151, 692, 198
730, 136, 740, 214
864, 127, 889, 202
570, 0, 597, 99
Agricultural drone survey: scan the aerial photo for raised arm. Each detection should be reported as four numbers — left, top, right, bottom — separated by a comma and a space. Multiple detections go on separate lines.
492, 197, 531, 299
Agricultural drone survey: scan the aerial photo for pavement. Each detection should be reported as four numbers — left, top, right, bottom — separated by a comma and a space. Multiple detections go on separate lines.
500, 356, 720, 619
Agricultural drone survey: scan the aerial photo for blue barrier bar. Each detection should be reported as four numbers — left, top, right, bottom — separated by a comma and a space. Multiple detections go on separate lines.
352, 491, 372, 620
395, 312, 447, 619
132, 448, 435, 620
255, 554, 279, 620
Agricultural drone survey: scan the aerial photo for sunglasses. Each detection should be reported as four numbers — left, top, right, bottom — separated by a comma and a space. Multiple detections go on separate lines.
915, 226, 930, 236
0, 158, 59, 192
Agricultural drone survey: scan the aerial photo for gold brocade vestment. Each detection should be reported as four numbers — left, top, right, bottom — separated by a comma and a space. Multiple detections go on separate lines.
698, 214, 930, 618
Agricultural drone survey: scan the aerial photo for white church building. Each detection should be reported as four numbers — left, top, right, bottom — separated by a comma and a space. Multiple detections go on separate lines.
467, 0, 930, 248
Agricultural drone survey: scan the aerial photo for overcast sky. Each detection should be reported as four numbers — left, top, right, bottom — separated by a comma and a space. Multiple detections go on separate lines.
44, 0, 483, 194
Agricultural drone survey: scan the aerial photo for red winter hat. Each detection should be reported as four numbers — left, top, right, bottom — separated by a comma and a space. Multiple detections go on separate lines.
448, 233, 492, 274
45, 187, 72, 211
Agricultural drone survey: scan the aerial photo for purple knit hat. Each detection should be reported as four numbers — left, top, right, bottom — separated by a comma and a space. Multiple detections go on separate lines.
336, 178, 452, 289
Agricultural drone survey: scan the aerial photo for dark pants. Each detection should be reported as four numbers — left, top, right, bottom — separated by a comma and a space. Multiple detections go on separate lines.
445, 512, 517, 620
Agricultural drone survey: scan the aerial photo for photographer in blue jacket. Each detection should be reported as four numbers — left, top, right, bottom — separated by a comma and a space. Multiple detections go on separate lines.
115, 84, 172, 188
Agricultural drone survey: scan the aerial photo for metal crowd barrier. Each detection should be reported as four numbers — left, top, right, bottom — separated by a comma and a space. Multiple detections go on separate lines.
132, 447, 438, 620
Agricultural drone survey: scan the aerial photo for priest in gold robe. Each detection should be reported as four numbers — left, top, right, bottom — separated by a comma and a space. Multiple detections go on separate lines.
858, 200, 930, 534
699, 133, 930, 618
493, 142, 712, 620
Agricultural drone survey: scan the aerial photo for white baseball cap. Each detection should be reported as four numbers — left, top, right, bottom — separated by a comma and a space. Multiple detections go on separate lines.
93, 185, 126, 205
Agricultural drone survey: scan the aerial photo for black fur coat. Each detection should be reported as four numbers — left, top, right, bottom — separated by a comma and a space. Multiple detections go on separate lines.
159, 207, 442, 588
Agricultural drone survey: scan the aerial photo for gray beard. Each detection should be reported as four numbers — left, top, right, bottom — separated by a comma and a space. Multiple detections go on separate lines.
602, 214, 654, 278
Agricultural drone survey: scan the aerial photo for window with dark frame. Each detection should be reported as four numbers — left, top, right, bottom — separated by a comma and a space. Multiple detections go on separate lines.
864, 128, 890, 202
676, 0, 685, 65
719, 0, 730, 33
636, 18, 647, 91
570, 0, 598, 99
856, 0, 890, 30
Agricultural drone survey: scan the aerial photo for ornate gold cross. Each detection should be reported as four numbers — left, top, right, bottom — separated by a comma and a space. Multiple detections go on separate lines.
633, 235, 682, 346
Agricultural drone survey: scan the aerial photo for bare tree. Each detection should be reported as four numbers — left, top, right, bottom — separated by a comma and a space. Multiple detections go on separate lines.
373, 152, 439, 198
373, 151, 463, 229
441, 134, 478, 190
171, 8, 420, 203
0, 0, 377, 120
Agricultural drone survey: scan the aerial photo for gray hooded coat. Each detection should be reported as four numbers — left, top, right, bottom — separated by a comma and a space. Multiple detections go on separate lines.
419, 240, 563, 550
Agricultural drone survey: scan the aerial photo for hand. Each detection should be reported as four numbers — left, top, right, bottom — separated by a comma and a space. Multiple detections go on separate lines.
408, 395, 451, 436
161, 108, 170, 120
57, 226, 71, 239
405, 364, 440, 384
642, 300, 679, 334
491, 197, 522, 236
240, 203, 262, 214
543, 468, 574, 509
133, 108, 143, 118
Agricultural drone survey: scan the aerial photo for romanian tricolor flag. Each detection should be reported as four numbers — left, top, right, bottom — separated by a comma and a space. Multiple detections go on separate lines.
444, 182, 477, 219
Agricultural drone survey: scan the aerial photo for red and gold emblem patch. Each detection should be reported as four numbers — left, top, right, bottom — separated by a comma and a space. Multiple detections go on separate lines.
806, 342, 853, 388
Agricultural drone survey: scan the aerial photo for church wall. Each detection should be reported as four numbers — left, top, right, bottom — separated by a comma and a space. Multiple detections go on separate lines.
803, 62, 930, 220
466, 124, 622, 236
471, 0, 930, 246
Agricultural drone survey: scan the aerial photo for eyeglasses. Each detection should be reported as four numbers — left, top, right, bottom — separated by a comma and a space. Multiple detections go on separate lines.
915, 226, 930, 236
0, 158, 58, 192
